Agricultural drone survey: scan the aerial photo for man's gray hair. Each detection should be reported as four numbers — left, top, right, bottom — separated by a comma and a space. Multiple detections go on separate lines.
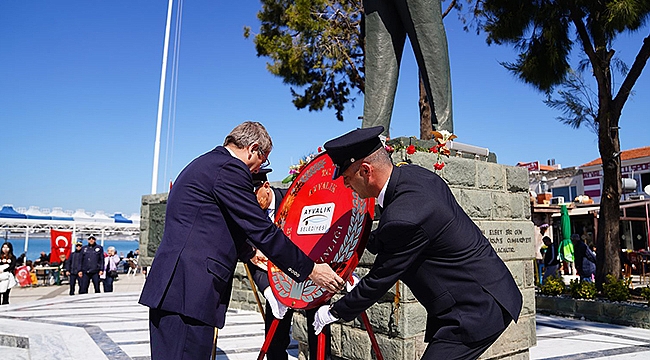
223, 121, 273, 155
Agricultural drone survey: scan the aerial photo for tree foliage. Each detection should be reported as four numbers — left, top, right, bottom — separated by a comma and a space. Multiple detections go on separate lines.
469, 0, 650, 288
244, 0, 364, 121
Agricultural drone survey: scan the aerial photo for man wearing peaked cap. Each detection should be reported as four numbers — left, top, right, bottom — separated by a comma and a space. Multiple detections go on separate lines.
323, 126, 384, 180
79, 235, 104, 294
252, 167, 272, 189
318, 126, 522, 359
248, 168, 333, 359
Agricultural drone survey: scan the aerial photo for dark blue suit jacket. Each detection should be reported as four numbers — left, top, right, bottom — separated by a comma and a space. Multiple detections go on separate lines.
139, 147, 314, 328
331, 165, 522, 343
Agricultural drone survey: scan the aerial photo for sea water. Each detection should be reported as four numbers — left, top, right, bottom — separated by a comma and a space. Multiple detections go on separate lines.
2, 238, 139, 262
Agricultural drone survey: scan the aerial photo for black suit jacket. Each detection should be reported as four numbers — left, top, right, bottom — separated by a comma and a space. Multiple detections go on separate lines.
331, 165, 522, 343
139, 147, 313, 328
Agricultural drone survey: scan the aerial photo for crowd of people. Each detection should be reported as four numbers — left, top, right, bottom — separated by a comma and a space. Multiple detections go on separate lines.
539, 225, 598, 284
0, 237, 140, 304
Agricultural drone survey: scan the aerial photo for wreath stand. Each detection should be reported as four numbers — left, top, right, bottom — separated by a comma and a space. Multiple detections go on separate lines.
256, 310, 384, 360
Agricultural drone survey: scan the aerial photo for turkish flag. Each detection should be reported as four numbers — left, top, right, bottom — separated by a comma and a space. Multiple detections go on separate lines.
15, 265, 32, 287
50, 229, 73, 263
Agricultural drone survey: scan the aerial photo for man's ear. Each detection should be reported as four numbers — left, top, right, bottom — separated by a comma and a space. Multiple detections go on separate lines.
263, 181, 271, 189
360, 163, 371, 176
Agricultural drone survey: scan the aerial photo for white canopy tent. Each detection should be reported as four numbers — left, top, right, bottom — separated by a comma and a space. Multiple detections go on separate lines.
1, 205, 140, 252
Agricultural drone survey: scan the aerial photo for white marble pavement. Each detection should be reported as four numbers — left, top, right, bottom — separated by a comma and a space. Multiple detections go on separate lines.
0, 290, 299, 359
1, 276, 649, 359
533, 314, 650, 359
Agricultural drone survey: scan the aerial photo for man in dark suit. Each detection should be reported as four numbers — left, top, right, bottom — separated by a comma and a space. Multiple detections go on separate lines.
249, 169, 332, 360
139, 122, 343, 360
315, 126, 522, 359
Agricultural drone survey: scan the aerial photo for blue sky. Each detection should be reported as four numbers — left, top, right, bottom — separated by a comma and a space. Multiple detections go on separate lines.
1, 1, 648, 216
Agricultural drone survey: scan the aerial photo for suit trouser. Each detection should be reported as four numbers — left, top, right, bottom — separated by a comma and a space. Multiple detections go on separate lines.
264, 303, 293, 360
306, 307, 331, 360
362, 0, 453, 135
263, 304, 331, 360
68, 273, 81, 295
149, 308, 214, 360
421, 326, 506, 360
79, 271, 101, 294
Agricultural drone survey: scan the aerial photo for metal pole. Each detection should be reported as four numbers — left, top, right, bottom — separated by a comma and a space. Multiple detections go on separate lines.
361, 311, 384, 360
244, 263, 266, 320
257, 318, 280, 360
211, 328, 219, 360
24, 226, 29, 254
646, 202, 650, 250
151, 0, 174, 194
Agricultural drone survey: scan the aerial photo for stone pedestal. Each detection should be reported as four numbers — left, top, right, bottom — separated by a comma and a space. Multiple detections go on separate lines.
138, 193, 168, 267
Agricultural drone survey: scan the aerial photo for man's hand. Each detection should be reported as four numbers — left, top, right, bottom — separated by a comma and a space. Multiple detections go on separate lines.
263, 287, 288, 319
313, 305, 338, 335
346, 273, 360, 292
250, 249, 269, 271
309, 263, 344, 293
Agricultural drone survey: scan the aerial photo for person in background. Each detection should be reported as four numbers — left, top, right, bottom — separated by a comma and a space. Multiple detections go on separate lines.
25, 260, 38, 286
15, 252, 26, 267
79, 235, 104, 294
542, 236, 560, 283
0, 242, 17, 304
572, 234, 597, 282
139, 121, 342, 359
248, 168, 332, 360
35, 251, 49, 266
124, 250, 135, 273
535, 224, 550, 284
66, 242, 84, 295
101, 246, 121, 292
53, 254, 67, 285
314, 127, 522, 359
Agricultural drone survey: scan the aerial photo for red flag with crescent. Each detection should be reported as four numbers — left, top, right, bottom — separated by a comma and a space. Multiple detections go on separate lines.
15, 265, 32, 287
268, 152, 375, 310
50, 229, 72, 263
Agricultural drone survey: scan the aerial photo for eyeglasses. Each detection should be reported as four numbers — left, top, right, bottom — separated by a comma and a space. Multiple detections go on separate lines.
259, 149, 270, 169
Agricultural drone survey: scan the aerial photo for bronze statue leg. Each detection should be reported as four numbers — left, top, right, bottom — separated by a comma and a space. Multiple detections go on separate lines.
362, 0, 453, 135
362, 0, 407, 136
404, 0, 453, 132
